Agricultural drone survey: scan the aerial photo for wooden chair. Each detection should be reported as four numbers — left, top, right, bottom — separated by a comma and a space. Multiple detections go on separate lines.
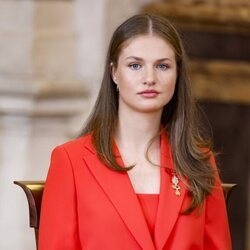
14, 181, 45, 250
221, 183, 237, 206
14, 181, 237, 249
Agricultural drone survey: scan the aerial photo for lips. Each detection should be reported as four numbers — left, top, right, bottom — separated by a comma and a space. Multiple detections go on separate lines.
137, 89, 160, 98
138, 90, 159, 94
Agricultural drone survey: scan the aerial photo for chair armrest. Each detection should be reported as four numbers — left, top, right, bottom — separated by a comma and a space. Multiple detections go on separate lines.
221, 183, 237, 205
14, 181, 45, 229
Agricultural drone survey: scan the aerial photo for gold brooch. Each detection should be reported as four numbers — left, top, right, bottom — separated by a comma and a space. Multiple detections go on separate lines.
171, 175, 181, 196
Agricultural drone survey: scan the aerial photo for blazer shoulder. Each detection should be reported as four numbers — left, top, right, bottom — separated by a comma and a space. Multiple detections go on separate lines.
53, 134, 94, 159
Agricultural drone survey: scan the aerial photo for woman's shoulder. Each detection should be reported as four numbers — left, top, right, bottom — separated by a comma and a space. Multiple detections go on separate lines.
52, 134, 94, 158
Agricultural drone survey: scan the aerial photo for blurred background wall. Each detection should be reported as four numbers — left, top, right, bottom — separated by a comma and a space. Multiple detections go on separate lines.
143, 1, 250, 249
0, 0, 249, 249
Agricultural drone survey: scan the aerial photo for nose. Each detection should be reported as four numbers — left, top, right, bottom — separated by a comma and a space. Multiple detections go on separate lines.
143, 66, 156, 86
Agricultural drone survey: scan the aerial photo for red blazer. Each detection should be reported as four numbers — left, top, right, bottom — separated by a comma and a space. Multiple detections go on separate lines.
39, 133, 232, 250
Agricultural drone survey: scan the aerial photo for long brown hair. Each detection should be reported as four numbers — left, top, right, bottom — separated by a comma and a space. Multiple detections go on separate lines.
81, 14, 215, 213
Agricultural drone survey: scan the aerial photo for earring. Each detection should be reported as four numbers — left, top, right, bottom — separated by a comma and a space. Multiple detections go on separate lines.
113, 78, 119, 92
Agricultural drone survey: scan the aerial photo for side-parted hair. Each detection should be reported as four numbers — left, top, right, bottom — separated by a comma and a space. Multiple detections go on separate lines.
81, 14, 215, 214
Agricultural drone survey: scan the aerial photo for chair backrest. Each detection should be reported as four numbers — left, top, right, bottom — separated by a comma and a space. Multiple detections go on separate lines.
14, 180, 237, 249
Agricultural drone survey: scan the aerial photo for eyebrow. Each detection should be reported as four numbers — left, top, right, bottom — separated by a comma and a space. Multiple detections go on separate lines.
125, 56, 173, 62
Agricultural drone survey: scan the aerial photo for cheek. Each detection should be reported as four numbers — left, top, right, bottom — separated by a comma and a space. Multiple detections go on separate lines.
161, 74, 177, 100
169, 78, 177, 95
118, 71, 141, 89
162, 72, 177, 88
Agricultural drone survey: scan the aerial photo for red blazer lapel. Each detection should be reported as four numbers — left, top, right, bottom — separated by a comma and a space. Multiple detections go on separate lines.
82, 138, 155, 250
154, 132, 186, 249
82, 133, 186, 249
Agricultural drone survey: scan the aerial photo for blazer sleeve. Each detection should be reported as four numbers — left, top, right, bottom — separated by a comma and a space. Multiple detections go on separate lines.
38, 146, 81, 250
204, 155, 232, 250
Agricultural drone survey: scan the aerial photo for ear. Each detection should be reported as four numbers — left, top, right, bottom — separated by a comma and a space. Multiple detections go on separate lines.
110, 62, 117, 83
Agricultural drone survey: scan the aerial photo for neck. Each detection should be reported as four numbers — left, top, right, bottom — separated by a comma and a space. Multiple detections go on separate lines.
115, 108, 162, 152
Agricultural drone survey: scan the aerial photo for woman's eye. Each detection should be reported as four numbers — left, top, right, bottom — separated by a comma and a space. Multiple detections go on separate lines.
157, 64, 169, 70
129, 63, 141, 70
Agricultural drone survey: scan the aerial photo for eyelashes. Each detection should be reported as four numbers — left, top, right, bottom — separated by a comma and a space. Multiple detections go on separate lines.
128, 63, 170, 71
128, 63, 141, 70
157, 64, 170, 70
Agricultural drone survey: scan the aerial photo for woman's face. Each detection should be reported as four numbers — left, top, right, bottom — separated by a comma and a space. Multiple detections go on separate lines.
112, 34, 177, 115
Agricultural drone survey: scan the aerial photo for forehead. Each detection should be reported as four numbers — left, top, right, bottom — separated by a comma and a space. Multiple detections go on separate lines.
119, 34, 176, 60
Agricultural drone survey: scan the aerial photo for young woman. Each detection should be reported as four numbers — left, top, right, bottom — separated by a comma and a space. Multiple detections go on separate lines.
39, 14, 231, 249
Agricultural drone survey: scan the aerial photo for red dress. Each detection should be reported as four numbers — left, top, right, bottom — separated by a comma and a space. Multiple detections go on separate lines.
136, 193, 159, 244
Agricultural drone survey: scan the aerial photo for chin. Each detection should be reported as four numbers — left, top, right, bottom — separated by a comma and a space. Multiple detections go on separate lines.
135, 105, 164, 114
